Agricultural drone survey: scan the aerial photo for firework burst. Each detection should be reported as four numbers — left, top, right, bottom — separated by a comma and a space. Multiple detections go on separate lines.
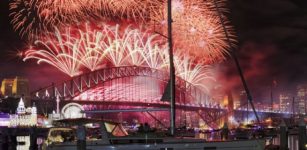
104, 24, 164, 67
9, 0, 160, 41
104, 24, 129, 66
151, 0, 234, 63
9, 0, 46, 41
10, 0, 92, 41
23, 23, 214, 90
141, 37, 169, 70
23, 28, 83, 77
38, 0, 88, 23
92, 0, 159, 21
75, 23, 111, 71
174, 55, 215, 92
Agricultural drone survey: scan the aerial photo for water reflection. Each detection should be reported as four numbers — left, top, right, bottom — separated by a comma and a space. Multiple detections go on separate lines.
16, 133, 300, 149
198, 131, 299, 150
16, 136, 44, 150
272, 135, 298, 150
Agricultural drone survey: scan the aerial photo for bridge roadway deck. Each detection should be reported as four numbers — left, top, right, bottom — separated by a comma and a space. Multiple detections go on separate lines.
32, 99, 225, 112
32, 98, 292, 116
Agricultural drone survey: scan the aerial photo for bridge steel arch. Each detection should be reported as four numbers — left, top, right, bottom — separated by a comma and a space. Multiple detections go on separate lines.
32, 66, 226, 128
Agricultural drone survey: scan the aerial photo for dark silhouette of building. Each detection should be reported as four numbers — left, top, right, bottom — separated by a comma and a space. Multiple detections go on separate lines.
0, 97, 19, 113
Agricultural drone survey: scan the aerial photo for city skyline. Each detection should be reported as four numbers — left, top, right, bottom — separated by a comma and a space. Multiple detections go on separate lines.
0, 1, 306, 150
0, 0, 307, 103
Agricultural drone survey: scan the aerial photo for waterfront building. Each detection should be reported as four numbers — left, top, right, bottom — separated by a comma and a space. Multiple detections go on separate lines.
296, 85, 307, 114
12, 76, 30, 98
1, 76, 30, 105
9, 98, 37, 127
279, 93, 291, 112
1, 78, 14, 96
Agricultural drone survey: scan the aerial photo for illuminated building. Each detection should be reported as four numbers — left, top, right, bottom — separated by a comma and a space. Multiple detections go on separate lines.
296, 85, 307, 114
1, 78, 14, 96
1, 76, 30, 105
239, 90, 247, 109
9, 98, 37, 127
234, 100, 240, 110
12, 76, 30, 98
279, 93, 291, 112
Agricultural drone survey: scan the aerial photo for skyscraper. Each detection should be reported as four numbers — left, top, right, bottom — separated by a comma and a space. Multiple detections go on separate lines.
297, 85, 307, 114
12, 76, 30, 98
279, 93, 291, 112
1, 78, 14, 96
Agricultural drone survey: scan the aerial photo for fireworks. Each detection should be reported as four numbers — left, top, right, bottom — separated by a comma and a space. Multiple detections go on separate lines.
9, 0, 159, 40
23, 23, 112, 76
10, 0, 234, 62
23, 24, 214, 90
11, 0, 235, 94
9, 0, 45, 40
151, 0, 234, 62
23, 28, 83, 77
105, 24, 166, 67
41, 0, 86, 15
174, 55, 215, 92
9, 0, 92, 41
74, 23, 110, 71
96, 0, 158, 20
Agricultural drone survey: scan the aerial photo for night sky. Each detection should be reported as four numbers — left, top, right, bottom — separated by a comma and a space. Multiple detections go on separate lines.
1, 0, 307, 102
223, 0, 307, 101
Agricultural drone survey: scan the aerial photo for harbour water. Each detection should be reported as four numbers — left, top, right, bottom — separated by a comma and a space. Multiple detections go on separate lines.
271, 135, 299, 150
14, 133, 300, 150
16, 136, 44, 150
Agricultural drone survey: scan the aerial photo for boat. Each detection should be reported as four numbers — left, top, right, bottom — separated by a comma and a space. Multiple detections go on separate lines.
43, 119, 265, 150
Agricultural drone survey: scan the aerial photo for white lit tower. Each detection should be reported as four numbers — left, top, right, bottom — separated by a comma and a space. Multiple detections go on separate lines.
31, 102, 37, 125
17, 97, 26, 115
56, 95, 60, 114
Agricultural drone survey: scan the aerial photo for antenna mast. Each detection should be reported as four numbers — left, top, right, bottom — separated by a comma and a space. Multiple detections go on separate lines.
167, 0, 176, 135
213, 0, 260, 123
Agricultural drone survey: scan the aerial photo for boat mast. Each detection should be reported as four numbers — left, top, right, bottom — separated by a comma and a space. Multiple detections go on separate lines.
167, 0, 176, 136
213, 0, 260, 123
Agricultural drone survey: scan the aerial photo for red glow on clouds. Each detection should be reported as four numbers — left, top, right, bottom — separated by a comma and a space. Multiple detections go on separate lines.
214, 42, 278, 101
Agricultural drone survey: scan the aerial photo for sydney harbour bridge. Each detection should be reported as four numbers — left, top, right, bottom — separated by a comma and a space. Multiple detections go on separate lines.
31, 66, 291, 129
7, 0, 292, 130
